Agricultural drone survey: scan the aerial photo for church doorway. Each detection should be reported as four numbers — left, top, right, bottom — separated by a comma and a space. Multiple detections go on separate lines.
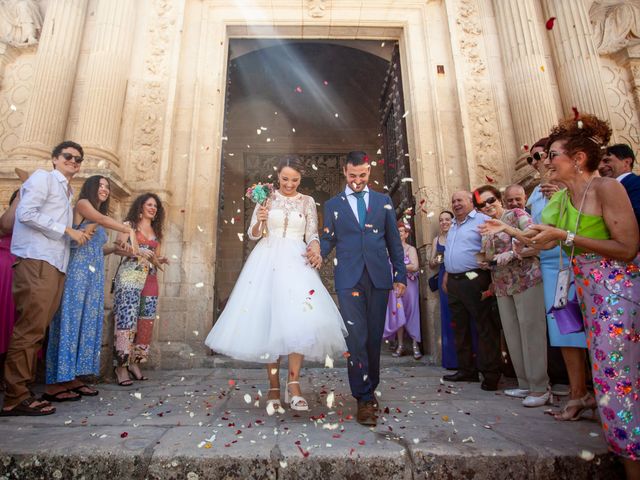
213, 39, 414, 325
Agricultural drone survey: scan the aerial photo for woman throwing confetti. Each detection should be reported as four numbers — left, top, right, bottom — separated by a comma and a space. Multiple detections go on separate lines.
527, 114, 639, 475
205, 157, 347, 413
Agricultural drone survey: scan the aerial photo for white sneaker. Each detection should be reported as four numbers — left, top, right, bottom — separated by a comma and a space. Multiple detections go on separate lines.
522, 391, 553, 407
504, 388, 530, 398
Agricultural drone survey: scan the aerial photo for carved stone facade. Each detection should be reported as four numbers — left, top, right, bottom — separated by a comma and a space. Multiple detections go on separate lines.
0, 0, 638, 369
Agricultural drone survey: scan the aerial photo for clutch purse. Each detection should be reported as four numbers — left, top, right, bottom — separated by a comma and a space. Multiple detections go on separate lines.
428, 273, 439, 292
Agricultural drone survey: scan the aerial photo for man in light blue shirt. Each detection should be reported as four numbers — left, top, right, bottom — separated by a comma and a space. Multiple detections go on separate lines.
442, 191, 502, 391
2, 141, 90, 417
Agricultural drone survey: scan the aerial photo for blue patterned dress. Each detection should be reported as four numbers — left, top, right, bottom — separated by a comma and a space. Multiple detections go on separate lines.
46, 222, 108, 383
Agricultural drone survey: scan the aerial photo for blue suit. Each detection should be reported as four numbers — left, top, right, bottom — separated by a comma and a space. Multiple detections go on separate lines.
621, 173, 640, 230
321, 188, 407, 402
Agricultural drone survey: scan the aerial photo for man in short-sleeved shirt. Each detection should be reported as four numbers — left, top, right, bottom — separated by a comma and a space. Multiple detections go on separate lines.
443, 191, 502, 391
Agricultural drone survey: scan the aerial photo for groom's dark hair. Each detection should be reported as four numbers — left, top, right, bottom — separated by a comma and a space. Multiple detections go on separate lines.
344, 151, 369, 167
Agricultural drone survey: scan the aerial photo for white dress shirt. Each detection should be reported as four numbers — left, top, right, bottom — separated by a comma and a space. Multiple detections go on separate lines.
344, 185, 370, 224
11, 169, 73, 273
616, 172, 632, 183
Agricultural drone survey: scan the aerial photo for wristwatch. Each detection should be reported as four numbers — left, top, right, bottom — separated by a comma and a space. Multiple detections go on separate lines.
564, 230, 575, 246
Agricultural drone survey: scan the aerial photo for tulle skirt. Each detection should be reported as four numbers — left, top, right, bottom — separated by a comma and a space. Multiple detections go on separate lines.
205, 235, 348, 363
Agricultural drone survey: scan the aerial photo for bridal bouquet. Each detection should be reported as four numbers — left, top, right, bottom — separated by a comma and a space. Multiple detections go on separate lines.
246, 183, 273, 237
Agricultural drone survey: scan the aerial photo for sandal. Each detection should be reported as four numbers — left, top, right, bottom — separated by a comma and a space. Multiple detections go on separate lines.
41, 390, 81, 403
0, 396, 56, 416
127, 366, 148, 381
285, 381, 309, 411
71, 384, 99, 396
114, 367, 133, 386
265, 387, 282, 414
553, 392, 597, 421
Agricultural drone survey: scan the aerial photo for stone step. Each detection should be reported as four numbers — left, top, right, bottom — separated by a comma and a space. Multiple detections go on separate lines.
0, 366, 623, 479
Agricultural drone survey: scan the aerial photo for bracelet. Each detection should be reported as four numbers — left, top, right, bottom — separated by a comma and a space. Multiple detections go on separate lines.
564, 230, 575, 246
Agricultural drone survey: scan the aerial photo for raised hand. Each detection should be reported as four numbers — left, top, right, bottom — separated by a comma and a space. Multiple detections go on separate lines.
257, 205, 269, 223
477, 218, 508, 235
539, 183, 560, 199
528, 224, 563, 248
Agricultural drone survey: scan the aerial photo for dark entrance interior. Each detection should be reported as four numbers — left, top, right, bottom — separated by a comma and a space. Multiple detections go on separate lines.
214, 39, 413, 320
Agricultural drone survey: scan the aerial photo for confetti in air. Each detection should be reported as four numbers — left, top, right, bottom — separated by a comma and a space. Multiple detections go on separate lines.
9, 104, 16, 111
545, 17, 556, 30
195, 282, 204, 288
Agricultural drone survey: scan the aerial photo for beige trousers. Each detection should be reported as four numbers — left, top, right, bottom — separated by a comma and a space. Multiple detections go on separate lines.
496, 282, 549, 392
4, 258, 65, 408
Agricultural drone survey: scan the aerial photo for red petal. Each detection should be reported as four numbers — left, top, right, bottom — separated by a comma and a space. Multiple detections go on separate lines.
545, 17, 556, 30
120, 432, 128, 438
572, 106, 580, 120
485, 175, 495, 183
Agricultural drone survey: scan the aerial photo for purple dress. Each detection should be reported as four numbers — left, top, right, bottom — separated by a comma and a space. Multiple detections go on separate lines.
0, 233, 16, 354
384, 252, 420, 342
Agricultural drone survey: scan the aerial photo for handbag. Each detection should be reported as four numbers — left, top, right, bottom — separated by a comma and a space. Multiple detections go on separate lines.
428, 272, 439, 292
549, 296, 583, 334
547, 176, 595, 334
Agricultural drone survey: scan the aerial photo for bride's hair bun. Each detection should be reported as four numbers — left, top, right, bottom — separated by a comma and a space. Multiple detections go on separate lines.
277, 156, 305, 175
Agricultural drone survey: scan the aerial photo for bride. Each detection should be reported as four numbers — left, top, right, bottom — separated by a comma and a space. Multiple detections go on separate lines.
205, 156, 347, 412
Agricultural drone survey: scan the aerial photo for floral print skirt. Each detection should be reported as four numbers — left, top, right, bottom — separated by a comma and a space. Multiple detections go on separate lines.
113, 259, 157, 367
574, 253, 640, 460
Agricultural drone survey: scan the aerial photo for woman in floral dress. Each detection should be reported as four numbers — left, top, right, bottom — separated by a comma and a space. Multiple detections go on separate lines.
112, 193, 167, 386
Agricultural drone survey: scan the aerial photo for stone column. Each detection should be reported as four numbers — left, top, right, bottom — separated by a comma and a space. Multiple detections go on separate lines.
69, 0, 136, 169
542, 0, 610, 120
493, 0, 557, 147
12, 0, 88, 159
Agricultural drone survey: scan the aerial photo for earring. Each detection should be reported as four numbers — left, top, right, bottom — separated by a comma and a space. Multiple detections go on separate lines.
574, 163, 582, 174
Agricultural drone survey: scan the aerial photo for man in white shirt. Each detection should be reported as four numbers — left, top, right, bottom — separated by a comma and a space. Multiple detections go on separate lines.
1, 141, 90, 416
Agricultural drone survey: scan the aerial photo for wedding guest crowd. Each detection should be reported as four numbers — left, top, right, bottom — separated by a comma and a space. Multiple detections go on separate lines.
431, 113, 638, 477
0, 141, 167, 416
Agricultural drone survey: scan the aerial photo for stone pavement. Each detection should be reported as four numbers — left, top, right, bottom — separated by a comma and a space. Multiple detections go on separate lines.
0, 360, 623, 479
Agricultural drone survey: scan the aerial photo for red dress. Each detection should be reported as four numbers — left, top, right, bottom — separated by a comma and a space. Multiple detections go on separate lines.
0, 233, 16, 354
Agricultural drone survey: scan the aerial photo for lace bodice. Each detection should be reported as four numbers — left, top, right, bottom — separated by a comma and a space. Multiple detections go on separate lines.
247, 191, 319, 244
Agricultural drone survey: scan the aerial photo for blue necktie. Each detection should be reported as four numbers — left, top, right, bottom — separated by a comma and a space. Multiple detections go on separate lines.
352, 191, 366, 229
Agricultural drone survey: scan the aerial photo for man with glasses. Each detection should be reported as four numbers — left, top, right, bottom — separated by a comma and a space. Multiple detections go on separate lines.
442, 191, 502, 391
598, 143, 640, 229
1, 141, 90, 416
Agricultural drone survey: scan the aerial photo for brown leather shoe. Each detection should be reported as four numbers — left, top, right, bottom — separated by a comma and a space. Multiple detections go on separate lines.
357, 401, 377, 426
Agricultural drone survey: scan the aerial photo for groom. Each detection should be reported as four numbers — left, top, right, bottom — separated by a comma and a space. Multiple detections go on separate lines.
307, 151, 407, 426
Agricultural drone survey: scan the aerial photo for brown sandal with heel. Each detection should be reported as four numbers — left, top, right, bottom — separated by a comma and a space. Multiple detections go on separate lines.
553, 393, 597, 421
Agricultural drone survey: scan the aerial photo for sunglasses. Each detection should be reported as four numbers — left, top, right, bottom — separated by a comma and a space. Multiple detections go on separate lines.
60, 152, 83, 164
526, 151, 545, 165
476, 196, 499, 209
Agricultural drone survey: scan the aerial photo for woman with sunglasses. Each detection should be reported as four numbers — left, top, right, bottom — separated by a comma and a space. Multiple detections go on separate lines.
474, 185, 550, 407
526, 138, 589, 419
527, 114, 639, 476
43, 176, 135, 402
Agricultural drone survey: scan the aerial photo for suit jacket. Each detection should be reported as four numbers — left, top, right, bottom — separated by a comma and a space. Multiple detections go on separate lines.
320, 189, 407, 290
621, 172, 640, 229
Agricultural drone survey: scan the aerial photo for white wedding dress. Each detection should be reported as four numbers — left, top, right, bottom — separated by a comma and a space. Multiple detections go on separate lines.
205, 191, 347, 362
